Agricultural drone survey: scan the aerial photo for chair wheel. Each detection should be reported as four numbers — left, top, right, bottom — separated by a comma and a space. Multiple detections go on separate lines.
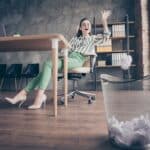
60, 97, 64, 105
89, 96, 95, 101
88, 99, 92, 104
91, 96, 96, 101
71, 95, 75, 99
70, 93, 75, 99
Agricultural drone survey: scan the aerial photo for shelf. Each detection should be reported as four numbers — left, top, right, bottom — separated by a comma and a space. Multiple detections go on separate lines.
111, 35, 135, 39
92, 21, 134, 28
96, 65, 121, 68
96, 50, 134, 54
96, 34, 135, 40
88, 79, 101, 83
96, 64, 136, 68
95, 35, 135, 39
92, 15, 136, 90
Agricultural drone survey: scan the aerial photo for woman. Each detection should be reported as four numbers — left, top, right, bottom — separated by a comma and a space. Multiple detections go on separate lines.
5, 10, 111, 109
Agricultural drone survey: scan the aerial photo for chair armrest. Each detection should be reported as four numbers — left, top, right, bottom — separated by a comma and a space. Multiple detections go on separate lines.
83, 53, 97, 73
90, 55, 97, 73
84, 54, 96, 73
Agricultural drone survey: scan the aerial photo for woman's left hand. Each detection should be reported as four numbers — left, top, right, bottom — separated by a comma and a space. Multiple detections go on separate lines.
101, 10, 111, 22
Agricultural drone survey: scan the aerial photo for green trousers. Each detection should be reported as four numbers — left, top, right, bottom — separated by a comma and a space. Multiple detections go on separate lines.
24, 52, 86, 92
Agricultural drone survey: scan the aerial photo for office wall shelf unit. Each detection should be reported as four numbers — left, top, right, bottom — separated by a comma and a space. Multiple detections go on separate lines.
92, 15, 136, 90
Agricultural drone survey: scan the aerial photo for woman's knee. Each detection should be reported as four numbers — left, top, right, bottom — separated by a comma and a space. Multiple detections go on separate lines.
43, 59, 52, 68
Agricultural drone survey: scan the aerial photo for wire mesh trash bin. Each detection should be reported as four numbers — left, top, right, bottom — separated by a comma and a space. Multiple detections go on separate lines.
101, 74, 150, 149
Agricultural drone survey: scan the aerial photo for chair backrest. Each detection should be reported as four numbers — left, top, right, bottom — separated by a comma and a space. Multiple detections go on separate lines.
6, 64, 22, 77
22, 63, 39, 77
0, 64, 7, 77
0, 24, 6, 36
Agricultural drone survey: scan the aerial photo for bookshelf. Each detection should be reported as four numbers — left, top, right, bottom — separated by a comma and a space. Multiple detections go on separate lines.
92, 15, 136, 90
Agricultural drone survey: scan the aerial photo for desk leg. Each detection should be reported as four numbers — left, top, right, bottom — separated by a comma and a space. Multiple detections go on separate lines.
64, 49, 68, 106
52, 39, 59, 117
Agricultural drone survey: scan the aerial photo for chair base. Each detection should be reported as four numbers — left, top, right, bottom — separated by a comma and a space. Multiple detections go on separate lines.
60, 89, 96, 105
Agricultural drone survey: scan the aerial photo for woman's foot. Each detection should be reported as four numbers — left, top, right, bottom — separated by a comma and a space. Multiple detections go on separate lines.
28, 94, 47, 110
5, 90, 27, 107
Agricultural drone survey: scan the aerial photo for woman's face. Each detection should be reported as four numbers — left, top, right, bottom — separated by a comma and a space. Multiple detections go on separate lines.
80, 20, 91, 36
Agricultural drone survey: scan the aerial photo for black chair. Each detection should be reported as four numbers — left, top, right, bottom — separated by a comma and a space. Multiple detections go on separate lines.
3, 64, 22, 91
20, 63, 39, 88
0, 24, 6, 36
60, 55, 96, 104
0, 64, 7, 90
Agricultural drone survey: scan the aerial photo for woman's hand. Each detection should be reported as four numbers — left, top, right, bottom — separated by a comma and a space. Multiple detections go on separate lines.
101, 10, 111, 37
101, 10, 111, 22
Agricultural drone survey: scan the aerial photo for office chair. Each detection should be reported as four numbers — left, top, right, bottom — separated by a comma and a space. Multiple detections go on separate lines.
0, 24, 6, 36
3, 64, 22, 91
0, 64, 7, 90
60, 55, 96, 104
19, 63, 39, 88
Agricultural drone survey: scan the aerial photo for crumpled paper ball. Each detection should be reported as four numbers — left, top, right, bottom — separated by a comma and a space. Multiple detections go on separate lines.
120, 54, 132, 70
108, 115, 150, 148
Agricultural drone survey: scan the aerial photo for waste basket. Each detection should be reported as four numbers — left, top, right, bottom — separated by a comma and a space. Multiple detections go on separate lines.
101, 74, 150, 149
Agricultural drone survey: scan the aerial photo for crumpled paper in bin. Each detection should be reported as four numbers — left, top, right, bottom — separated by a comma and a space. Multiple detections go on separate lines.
108, 115, 150, 148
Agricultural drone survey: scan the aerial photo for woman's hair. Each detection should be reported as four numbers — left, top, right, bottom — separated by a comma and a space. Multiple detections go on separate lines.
76, 17, 92, 37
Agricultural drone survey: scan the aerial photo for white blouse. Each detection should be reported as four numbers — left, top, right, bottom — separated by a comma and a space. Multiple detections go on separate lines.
69, 32, 111, 55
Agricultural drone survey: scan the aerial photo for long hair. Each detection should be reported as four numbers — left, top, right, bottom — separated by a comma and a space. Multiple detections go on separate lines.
76, 17, 92, 37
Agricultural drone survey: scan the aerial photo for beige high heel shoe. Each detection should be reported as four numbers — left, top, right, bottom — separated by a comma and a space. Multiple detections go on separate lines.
5, 95, 27, 108
28, 94, 47, 110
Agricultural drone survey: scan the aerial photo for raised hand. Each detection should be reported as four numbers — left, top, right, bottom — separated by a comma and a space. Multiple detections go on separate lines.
100, 10, 111, 39
101, 10, 111, 22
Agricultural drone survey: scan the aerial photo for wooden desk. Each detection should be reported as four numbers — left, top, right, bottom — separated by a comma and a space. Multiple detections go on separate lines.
0, 34, 70, 117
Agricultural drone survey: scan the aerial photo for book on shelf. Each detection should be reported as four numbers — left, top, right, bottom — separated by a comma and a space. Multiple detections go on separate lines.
112, 24, 126, 37
112, 53, 127, 66
97, 60, 106, 67
96, 39, 112, 52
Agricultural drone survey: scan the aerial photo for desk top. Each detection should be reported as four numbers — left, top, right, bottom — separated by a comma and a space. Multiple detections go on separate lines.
0, 34, 70, 52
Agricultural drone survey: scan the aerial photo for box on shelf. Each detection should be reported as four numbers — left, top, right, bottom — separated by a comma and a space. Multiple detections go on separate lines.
96, 39, 112, 52
97, 60, 106, 66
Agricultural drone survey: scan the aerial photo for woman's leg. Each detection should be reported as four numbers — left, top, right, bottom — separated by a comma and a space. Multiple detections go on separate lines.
5, 52, 85, 107
5, 89, 27, 105
27, 52, 85, 93
28, 58, 63, 109
5, 59, 61, 106
28, 52, 85, 109
67, 52, 86, 70
24, 60, 52, 92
